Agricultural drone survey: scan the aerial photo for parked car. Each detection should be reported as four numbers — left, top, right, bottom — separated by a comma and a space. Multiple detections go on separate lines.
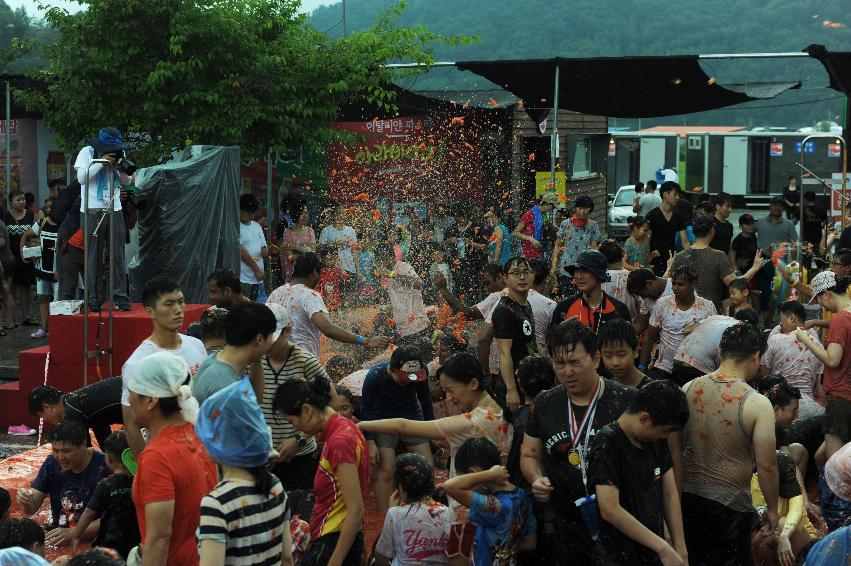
607, 185, 636, 239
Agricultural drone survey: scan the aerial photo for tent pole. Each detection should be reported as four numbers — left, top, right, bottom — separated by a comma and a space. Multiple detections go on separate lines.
383, 52, 812, 70
5, 81, 10, 196
698, 52, 809, 60
551, 65, 559, 192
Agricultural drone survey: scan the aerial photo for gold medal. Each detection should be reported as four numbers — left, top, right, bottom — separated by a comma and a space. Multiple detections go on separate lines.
568, 448, 581, 466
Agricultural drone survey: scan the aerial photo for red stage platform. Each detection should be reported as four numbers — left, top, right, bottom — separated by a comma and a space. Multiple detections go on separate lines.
2, 304, 206, 428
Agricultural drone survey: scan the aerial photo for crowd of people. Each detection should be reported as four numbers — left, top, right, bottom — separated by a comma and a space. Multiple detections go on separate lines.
5, 149, 851, 566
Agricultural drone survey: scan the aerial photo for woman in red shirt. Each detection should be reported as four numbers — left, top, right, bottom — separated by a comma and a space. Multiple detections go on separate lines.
275, 374, 368, 566
127, 351, 218, 566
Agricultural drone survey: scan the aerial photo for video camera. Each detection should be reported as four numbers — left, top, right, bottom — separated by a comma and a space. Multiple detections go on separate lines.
105, 150, 138, 176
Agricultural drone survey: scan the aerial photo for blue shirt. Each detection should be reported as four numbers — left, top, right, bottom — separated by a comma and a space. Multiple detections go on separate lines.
360, 362, 435, 440
32, 451, 110, 527
469, 489, 537, 566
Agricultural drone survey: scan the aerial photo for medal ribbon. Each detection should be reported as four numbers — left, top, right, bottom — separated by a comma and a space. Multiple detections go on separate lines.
567, 377, 604, 492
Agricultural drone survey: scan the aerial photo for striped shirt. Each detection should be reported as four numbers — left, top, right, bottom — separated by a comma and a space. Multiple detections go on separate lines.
198, 477, 290, 566
261, 347, 326, 457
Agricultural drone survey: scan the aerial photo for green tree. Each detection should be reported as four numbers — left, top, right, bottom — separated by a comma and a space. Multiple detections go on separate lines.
24, 0, 468, 163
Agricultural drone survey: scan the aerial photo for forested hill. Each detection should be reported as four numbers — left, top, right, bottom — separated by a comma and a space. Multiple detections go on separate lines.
310, 0, 851, 128
311, 0, 850, 61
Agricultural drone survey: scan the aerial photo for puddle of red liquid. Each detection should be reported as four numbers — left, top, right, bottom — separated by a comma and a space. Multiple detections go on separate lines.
1, 443, 92, 560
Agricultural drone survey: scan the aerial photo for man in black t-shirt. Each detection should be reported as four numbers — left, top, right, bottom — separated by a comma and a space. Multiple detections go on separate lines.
492, 256, 537, 409
801, 191, 826, 247
521, 321, 636, 564
710, 192, 734, 256
588, 380, 689, 566
646, 182, 689, 276
28, 377, 123, 449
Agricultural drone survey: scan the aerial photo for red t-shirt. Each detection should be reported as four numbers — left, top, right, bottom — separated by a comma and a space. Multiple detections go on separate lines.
310, 413, 369, 540
520, 209, 541, 259
824, 310, 851, 400
132, 422, 218, 565
315, 267, 349, 310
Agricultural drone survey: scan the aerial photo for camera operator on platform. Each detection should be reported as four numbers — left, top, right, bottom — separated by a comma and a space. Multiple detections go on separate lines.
74, 127, 137, 312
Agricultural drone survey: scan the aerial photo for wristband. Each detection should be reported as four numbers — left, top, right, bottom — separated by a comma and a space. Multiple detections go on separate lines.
637, 364, 646, 370
357, 335, 366, 346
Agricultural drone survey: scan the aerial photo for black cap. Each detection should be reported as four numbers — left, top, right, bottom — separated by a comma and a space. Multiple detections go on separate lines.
739, 213, 755, 225
566, 250, 610, 282
770, 196, 785, 205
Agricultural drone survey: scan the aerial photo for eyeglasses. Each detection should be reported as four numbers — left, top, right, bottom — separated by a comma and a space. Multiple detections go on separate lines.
507, 270, 531, 277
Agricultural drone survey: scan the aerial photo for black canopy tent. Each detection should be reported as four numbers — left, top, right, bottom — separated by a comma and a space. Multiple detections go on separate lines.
387, 44, 850, 121
386, 45, 850, 194
456, 55, 801, 118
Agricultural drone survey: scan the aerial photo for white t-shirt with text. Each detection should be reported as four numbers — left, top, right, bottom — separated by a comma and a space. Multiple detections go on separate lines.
375, 502, 451, 565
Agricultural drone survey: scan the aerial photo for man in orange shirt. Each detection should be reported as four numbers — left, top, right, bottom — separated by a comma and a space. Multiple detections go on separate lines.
127, 352, 217, 566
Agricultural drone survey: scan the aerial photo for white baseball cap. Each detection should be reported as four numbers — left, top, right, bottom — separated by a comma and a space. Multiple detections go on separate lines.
266, 303, 291, 341
808, 270, 837, 305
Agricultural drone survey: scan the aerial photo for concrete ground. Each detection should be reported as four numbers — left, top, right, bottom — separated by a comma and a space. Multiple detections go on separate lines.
0, 431, 38, 460
0, 303, 45, 381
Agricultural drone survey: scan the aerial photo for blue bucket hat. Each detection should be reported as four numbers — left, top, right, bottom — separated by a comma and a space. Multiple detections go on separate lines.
195, 377, 272, 468
90, 127, 125, 154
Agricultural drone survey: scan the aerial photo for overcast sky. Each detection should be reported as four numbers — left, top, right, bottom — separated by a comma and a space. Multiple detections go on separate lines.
6, 0, 336, 18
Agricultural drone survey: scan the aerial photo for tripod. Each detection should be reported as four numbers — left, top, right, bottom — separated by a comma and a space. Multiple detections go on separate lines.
82, 159, 120, 386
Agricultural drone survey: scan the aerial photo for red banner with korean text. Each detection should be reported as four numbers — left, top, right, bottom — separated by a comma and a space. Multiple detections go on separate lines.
326, 115, 483, 205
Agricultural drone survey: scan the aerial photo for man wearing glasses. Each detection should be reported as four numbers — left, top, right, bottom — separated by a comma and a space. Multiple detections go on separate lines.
491, 256, 537, 409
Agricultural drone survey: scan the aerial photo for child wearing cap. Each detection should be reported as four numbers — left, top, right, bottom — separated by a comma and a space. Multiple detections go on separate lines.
196, 377, 293, 566
361, 346, 435, 513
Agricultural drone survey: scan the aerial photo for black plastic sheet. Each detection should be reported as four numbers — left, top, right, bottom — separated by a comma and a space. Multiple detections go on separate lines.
456, 55, 800, 118
128, 145, 241, 304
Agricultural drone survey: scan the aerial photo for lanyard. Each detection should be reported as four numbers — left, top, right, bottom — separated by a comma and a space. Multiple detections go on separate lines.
578, 295, 604, 333
567, 377, 604, 492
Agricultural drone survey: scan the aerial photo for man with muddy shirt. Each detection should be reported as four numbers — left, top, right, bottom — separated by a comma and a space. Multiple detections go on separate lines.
668, 323, 779, 566
520, 320, 637, 563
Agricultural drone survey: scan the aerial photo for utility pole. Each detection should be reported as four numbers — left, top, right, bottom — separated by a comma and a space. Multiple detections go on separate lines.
342, 0, 347, 37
